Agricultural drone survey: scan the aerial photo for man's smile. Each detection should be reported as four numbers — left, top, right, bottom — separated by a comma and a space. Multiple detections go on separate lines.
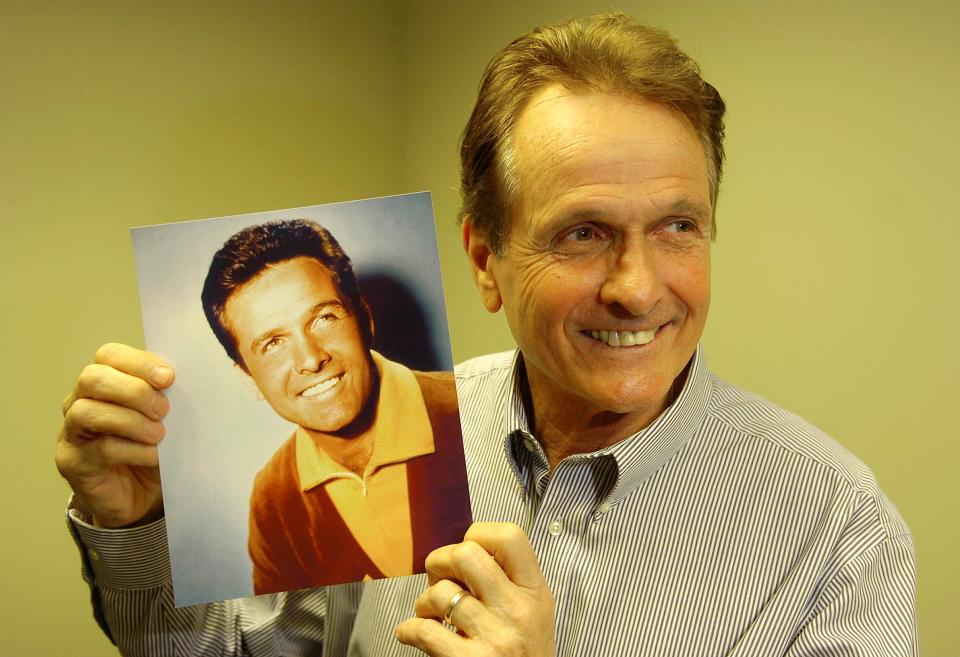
299, 374, 343, 398
580, 324, 665, 348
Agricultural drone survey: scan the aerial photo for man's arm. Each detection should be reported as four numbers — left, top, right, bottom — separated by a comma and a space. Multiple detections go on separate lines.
786, 534, 917, 656
58, 343, 328, 654
69, 506, 329, 655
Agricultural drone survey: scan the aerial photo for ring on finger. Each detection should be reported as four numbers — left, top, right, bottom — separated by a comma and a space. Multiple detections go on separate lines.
443, 589, 473, 626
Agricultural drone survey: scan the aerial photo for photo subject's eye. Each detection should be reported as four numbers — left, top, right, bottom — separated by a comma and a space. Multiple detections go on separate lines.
262, 337, 283, 354
310, 307, 345, 332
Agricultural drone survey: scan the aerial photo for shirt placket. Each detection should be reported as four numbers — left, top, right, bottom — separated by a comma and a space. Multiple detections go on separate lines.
525, 453, 617, 657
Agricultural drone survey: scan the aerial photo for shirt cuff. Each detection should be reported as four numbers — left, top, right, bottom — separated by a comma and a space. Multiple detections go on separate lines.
67, 498, 172, 589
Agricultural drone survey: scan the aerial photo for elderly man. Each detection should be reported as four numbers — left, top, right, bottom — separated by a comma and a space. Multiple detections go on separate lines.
57, 13, 916, 657
198, 219, 470, 593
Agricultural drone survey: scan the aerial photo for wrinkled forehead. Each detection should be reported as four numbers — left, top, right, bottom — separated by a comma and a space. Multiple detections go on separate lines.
504, 85, 711, 231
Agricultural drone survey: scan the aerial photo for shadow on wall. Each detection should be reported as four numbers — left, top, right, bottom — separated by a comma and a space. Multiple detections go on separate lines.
359, 272, 445, 372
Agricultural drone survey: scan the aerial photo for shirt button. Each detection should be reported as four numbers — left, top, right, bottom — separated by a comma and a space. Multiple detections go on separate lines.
598, 502, 612, 514
88, 549, 100, 562
523, 437, 537, 452
548, 520, 563, 536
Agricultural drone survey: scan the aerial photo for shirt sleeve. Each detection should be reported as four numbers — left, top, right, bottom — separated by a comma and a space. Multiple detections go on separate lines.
66, 499, 328, 656
786, 533, 918, 656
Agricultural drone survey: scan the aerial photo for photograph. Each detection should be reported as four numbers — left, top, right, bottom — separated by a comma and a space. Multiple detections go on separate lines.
131, 192, 472, 606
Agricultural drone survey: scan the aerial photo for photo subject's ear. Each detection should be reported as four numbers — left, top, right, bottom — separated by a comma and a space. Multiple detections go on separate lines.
361, 298, 375, 343
233, 363, 264, 401
462, 221, 503, 313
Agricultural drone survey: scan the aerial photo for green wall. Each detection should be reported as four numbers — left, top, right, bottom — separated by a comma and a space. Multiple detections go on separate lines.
3, 1, 956, 654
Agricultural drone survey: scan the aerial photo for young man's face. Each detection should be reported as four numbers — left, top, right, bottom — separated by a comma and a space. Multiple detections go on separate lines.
223, 256, 375, 434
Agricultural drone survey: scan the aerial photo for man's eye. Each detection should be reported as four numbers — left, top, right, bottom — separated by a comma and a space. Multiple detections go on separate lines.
554, 223, 610, 255
567, 225, 599, 241
559, 224, 608, 244
310, 312, 340, 330
262, 337, 282, 353
664, 219, 696, 233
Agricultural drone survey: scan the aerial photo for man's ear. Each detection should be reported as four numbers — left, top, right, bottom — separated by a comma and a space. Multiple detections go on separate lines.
233, 363, 264, 401
462, 220, 503, 313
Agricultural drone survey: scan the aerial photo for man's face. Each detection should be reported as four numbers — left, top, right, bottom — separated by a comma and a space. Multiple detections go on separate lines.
223, 256, 375, 434
470, 85, 712, 425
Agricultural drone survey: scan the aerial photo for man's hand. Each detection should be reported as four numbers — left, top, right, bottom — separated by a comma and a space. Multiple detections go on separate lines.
395, 522, 556, 657
56, 343, 173, 528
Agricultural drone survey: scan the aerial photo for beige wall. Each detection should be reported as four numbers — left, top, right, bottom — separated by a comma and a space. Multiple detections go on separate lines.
0, 2, 406, 654
2, 1, 956, 654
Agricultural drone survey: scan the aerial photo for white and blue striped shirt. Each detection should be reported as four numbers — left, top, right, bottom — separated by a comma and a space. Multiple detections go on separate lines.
71, 347, 916, 656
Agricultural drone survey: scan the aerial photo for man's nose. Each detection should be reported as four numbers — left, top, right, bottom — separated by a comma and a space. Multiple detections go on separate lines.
598, 239, 664, 316
293, 334, 329, 374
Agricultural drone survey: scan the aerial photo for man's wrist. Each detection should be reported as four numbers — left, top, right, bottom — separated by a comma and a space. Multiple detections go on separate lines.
68, 497, 172, 589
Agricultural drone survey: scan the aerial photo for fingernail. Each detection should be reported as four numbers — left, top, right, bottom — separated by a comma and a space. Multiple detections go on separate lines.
145, 420, 165, 442
150, 366, 173, 387
150, 393, 170, 419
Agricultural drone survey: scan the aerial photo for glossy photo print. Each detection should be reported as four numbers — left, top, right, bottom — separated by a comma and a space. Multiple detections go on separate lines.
131, 192, 472, 606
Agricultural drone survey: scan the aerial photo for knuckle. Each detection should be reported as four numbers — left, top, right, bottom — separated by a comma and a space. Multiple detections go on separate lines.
429, 584, 451, 609
452, 541, 482, 563
53, 442, 73, 477
67, 398, 108, 434
61, 400, 84, 433
499, 522, 524, 542
424, 546, 444, 569
77, 364, 108, 396
411, 620, 434, 646
95, 342, 121, 365
90, 435, 115, 461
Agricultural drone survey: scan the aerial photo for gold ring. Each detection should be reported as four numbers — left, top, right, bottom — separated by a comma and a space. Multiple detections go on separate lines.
443, 589, 472, 626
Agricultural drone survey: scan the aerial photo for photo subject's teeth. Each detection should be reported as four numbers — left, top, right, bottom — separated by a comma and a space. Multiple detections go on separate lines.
302, 376, 341, 398
586, 327, 658, 347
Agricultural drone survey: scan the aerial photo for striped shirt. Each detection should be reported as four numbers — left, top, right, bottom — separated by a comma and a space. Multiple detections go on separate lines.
69, 347, 917, 656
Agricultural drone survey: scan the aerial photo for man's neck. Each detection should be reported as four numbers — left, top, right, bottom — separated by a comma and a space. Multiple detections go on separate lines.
303, 362, 381, 476
521, 362, 685, 471
305, 428, 375, 476
532, 401, 668, 471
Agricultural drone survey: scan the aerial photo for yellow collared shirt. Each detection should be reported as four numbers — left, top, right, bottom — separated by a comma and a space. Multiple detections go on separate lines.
294, 352, 435, 578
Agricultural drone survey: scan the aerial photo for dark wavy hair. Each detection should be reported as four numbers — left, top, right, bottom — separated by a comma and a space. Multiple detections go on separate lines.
200, 219, 371, 370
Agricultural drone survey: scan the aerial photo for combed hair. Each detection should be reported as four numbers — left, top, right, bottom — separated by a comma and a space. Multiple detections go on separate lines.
459, 12, 726, 252
200, 219, 370, 369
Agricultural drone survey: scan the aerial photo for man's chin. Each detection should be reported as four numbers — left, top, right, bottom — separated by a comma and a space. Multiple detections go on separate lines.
577, 378, 674, 416
300, 403, 375, 439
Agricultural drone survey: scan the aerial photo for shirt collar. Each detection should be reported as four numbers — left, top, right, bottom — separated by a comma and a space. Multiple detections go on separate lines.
501, 345, 713, 507
296, 351, 436, 491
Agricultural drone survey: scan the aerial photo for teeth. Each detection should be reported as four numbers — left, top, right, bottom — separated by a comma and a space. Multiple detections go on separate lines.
301, 376, 342, 398
587, 328, 657, 348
